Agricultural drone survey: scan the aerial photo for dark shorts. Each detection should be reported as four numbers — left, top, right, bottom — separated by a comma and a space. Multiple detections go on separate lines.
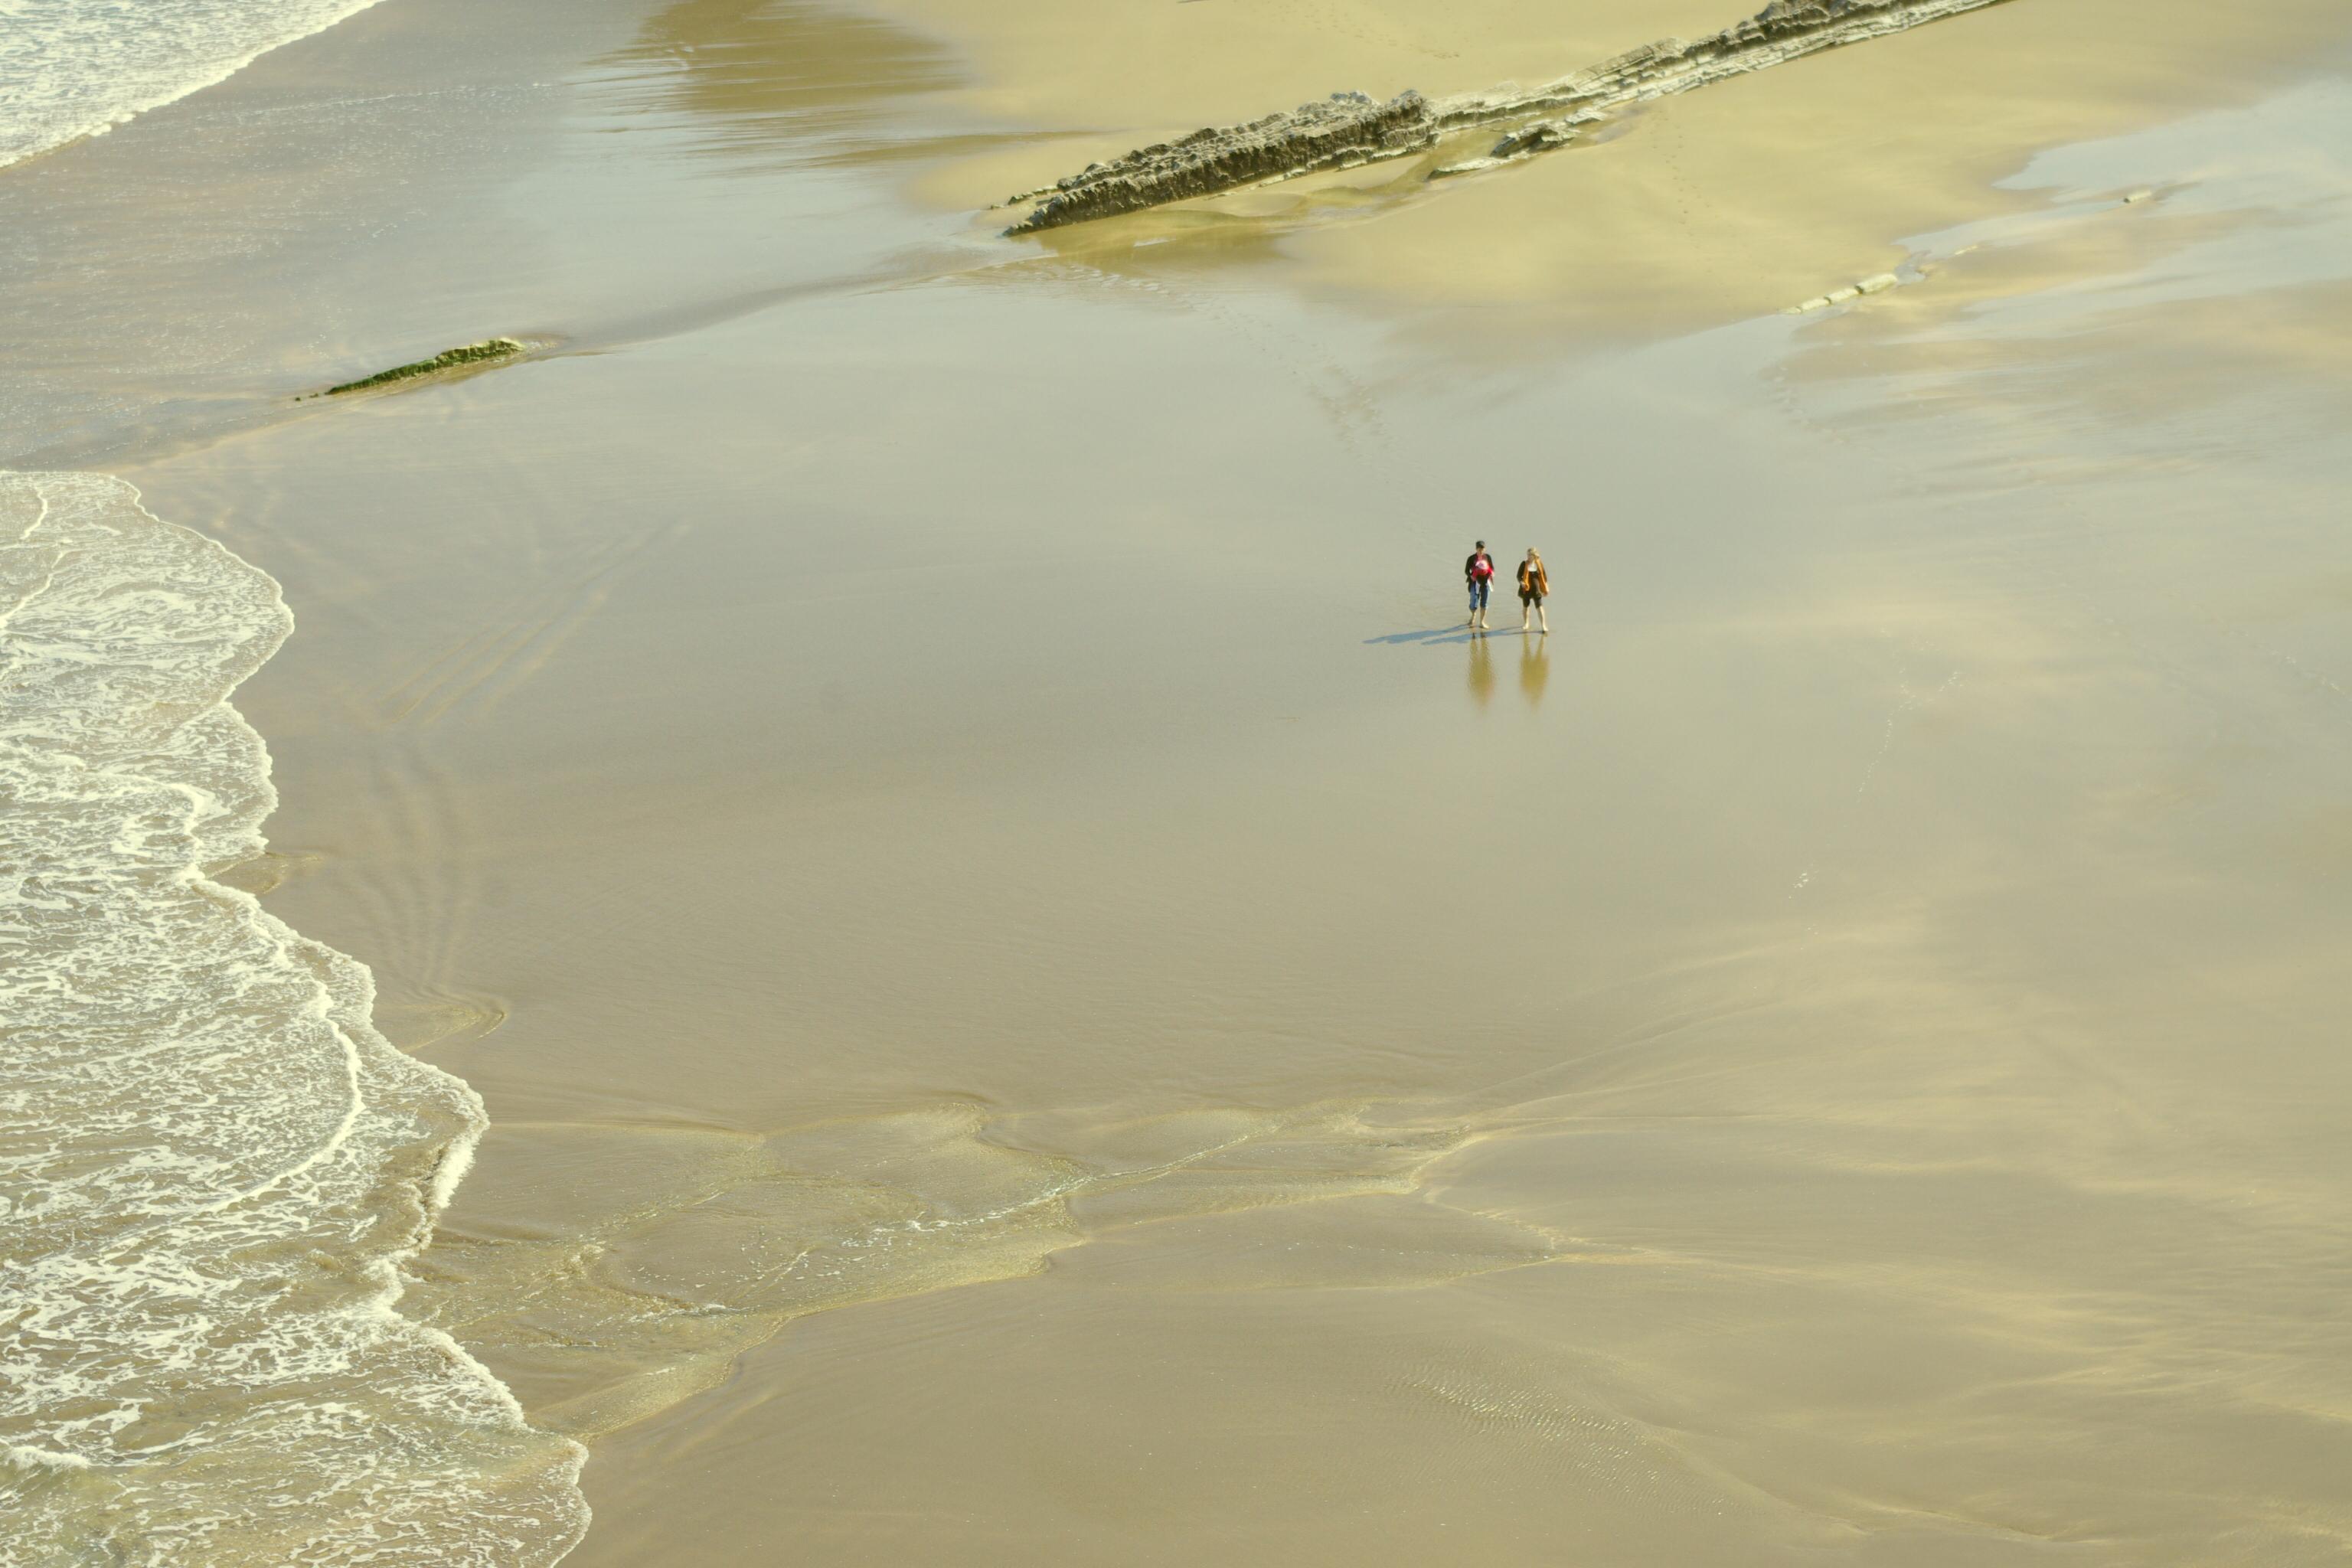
1521, 590, 1544, 605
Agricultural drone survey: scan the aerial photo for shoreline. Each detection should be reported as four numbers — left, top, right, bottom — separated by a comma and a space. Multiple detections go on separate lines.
0, 472, 586, 1566
0, 0, 389, 172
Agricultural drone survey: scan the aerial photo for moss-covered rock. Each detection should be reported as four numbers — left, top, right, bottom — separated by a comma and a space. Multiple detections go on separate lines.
312, 338, 526, 398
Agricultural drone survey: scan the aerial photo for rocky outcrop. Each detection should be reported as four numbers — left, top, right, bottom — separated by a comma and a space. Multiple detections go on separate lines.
1001, 0, 2019, 234
313, 337, 527, 397
1791, 270, 1906, 312
1005, 90, 1436, 234
1429, 111, 1603, 180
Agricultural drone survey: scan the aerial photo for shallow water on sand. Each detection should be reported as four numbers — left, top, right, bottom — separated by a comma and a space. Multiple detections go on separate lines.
8, 0, 2352, 1562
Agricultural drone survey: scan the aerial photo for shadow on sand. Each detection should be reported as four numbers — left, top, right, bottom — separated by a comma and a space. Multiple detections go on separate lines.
1366, 626, 1549, 646
1366, 626, 1483, 646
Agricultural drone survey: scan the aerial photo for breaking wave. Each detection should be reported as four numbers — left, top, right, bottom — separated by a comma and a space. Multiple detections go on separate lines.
0, 0, 386, 171
0, 471, 586, 1566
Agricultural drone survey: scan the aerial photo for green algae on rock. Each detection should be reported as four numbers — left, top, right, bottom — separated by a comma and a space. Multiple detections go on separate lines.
314, 338, 527, 397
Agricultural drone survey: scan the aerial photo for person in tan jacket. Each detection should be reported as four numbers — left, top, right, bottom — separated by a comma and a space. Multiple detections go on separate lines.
1517, 548, 1550, 634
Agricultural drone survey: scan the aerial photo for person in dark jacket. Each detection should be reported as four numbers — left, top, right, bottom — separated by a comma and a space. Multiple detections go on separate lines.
1464, 541, 1496, 630
1517, 547, 1550, 634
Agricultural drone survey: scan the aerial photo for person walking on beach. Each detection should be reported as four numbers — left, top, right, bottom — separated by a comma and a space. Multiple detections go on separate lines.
1517, 547, 1550, 634
1465, 541, 1496, 630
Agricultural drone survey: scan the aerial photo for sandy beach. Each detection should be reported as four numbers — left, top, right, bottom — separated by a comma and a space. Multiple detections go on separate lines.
6, 1, 2352, 1562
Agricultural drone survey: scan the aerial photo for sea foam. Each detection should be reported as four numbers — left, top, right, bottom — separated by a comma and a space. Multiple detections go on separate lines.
0, 0, 386, 171
0, 472, 586, 1565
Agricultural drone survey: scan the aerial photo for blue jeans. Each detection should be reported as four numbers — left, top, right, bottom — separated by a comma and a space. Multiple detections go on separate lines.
1468, 579, 1490, 614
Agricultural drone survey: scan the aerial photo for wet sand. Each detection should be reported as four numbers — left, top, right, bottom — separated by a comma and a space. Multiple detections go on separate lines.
12, 0, 2352, 1560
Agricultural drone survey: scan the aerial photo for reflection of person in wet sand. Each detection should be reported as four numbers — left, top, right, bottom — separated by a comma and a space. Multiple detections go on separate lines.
1465, 540, 1495, 630
1520, 635, 1548, 707
1517, 548, 1550, 634
1468, 631, 1495, 707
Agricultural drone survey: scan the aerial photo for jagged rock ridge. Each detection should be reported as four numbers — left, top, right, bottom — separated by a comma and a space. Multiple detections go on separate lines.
1008, 90, 1437, 235
1003, 0, 2018, 234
